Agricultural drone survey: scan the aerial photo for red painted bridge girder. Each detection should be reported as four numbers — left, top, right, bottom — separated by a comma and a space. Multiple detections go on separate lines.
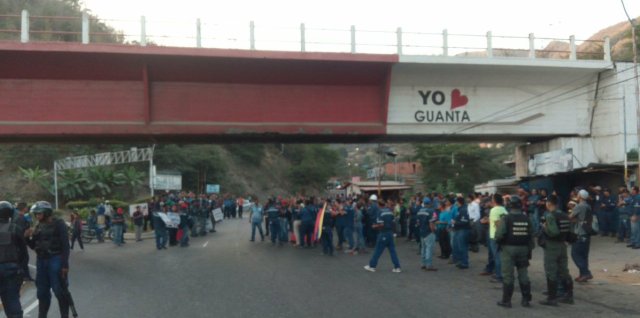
0, 42, 398, 142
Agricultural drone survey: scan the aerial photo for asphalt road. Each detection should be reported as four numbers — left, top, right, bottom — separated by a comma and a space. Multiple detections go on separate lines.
9, 219, 640, 318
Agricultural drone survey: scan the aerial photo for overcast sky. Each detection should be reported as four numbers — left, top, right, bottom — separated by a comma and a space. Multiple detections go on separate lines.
81, 0, 640, 52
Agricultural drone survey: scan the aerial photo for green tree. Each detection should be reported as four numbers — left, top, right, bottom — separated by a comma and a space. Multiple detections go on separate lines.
57, 169, 88, 200
154, 145, 226, 193
224, 144, 265, 166
415, 144, 513, 194
0, 0, 124, 43
284, 145, 341, 192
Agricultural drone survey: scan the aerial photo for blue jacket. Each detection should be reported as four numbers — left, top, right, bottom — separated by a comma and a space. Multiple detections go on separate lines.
417, 205, 436, 237
344, 206, 355, 228
300, 207, 314, 224
377, 207, 395, 233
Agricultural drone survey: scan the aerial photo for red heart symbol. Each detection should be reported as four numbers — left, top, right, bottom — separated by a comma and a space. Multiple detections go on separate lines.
451, 89, 468, 109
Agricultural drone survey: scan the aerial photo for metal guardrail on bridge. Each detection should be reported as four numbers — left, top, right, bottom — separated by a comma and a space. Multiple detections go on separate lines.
0, 9, 611, 61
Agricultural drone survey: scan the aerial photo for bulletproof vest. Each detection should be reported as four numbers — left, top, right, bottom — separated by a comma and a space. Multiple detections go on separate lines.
552, 211, 572, 242
504, 213, 530, 246
0, 221, 19, 264
34, 219, 64, 256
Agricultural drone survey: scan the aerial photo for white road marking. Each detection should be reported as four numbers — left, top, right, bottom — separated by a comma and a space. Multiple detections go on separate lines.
23, 300, 39, 315
203, 241, 209, 248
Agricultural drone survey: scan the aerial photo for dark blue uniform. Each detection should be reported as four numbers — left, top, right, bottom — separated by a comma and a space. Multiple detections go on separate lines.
367, 207, 401, 270
266, 205, 282, 245
321, 209, 335, 255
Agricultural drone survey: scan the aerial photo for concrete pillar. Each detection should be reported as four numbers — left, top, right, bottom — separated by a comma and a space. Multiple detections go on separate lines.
569, 35, 576, 60
442, 29, 448, 57
140, 16, 147, 46
196, 18, 202, 48
528, 33, 535, 59
250, 21, 255, 50
604, 37, 611, 62
396, 27, 403, 55
20, 10, 29, 43
300, 23, 306, 52
82, 11, 90, 44
350, 25, 356, 53
515, 145, 529, 178
486, 31, 493, 58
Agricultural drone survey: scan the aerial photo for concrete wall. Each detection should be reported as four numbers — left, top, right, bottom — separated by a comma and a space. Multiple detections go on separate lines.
517, 63, 640, 177
386, 62, 609, 138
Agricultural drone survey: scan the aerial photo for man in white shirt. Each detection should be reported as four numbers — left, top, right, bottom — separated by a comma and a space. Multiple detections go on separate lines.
468, 194, 482, 253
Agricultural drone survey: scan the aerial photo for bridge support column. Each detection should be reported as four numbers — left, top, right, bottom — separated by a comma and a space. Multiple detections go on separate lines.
528, 33, 535, 59
442, 29, 448, 57
300, 23, 306, 52
82, 11, 90, 44
20, 10, 29, 43
140, 16, 147, 46
350, 25, 356, 53
486, 31, 493, 58
569, 35, 576, 60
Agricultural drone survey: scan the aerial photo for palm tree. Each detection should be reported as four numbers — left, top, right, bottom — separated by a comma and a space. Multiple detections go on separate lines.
58, 170, 89, 200
115, 166, 146, 199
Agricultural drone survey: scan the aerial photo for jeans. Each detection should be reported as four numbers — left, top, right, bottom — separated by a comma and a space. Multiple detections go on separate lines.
368, 232, 401, 269
336, 224, 346, 247
293, 220, 302, 245
597, 211, 614, 235
270, 221, 281, 244
279, 218, 289, 243
421, 233, 436, 267
322, 229, 334, 255
344, 226, 354, 250
571, 235, 592, 277
438, 228, 451, 258
530, 208, 540, 234
354, 223, 365, 250
251, 221, 264, 241
135, 225, 143, 241
36, 255, 69, 317
454, 229, 470, 267
618, 214, 630, 241
451, 230, 459, 263
631, 219, 640, 246
0, 262, 22, 317
489, 239, 501, 278
70, 230, 84, 250
155, 228, 168, 249
301, 222, 314, 247
112, 224, 124, 245
180, 227, 190, 246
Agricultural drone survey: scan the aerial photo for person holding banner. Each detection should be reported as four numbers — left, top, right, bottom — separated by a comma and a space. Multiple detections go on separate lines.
364, 200, 402, 273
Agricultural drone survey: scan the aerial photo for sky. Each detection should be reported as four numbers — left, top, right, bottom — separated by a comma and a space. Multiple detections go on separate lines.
80, 0, 640, 53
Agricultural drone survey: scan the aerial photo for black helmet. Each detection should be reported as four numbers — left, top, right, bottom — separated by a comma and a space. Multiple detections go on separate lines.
508, 196, 522, 209
30, 201, 53, 217
0, 201, 14, 219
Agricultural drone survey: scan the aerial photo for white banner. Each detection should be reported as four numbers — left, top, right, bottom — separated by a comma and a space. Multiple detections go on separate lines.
212, 208, 223, 222
153, 173, 182, 190
128, 203, 149, 217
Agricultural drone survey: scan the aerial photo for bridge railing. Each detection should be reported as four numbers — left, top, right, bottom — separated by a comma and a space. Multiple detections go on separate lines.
0, 10, 611, 61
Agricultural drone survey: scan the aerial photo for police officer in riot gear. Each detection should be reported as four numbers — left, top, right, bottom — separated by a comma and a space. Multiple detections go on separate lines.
539, 195, 574, 306
495, 196, 534, 308
0, 201, 26, 318
25, 201, 71, 318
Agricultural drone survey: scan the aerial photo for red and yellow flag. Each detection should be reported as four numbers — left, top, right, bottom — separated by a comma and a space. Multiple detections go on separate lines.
313, 202, 328, 242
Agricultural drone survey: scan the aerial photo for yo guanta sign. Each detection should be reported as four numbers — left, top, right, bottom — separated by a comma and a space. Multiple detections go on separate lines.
414, 89, 471, 123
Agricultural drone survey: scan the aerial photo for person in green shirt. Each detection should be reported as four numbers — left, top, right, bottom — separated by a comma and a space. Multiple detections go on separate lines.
488, 194, 508, 283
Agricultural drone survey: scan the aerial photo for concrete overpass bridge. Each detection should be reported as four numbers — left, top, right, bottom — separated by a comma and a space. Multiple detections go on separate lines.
1, 12, 637, 179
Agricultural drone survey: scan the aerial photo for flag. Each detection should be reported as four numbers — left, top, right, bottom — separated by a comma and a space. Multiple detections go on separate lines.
313, 202, 328, 242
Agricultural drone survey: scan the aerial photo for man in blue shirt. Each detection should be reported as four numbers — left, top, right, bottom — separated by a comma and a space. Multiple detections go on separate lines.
364, 200, 401, 273
417, 197, 438, 271
266, 199, 282, 246
453, 197, 471, 269
629, 187, 640, 249
343, 198, 356, 252
249, 198, 264, 242
299, 201, 315, 248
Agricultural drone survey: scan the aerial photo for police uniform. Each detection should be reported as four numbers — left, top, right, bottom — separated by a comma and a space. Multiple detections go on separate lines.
0, 202, 26, 318
26, 201, 71, 318
266, 204, 281, 245
539, 209, 574, 306
321, 208, 335, 256
495, 202, 534, 308
365, 206, 401, 272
